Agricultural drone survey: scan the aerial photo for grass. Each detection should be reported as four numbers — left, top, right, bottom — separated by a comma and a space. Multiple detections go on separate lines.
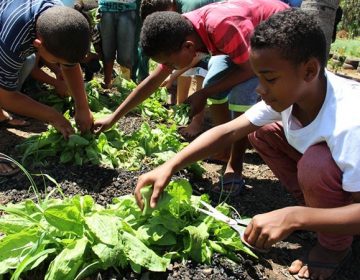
330, 38, 360, 58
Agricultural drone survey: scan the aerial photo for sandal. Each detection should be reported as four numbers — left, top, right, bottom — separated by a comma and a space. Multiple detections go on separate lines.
203, 156, 228, 165
0, 160, 20, 177
211, 173, 245, 197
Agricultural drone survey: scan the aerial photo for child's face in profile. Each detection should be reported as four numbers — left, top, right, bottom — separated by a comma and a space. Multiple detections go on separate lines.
250, 48, 308, 112
152, 44, 195, 70
35, 43, 76, 67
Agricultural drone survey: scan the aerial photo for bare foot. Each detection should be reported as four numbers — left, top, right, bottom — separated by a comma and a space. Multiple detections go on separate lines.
178, 121, 203, 141
289, 243, 351, 279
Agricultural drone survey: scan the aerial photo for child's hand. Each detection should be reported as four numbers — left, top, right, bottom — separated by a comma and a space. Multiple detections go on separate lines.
74, 108, 94, 133
134, 165, 173, 210
185, 91, 207, 118
92, 115, 114, 134
50, 114, 74, 139
243, 207, 299, 251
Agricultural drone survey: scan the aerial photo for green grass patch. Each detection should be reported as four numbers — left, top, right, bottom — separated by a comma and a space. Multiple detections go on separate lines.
331, 38, 360, 58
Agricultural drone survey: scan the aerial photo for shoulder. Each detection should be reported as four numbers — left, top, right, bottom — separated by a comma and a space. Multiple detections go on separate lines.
327, 71, 360, 101
324, 71, 360, 131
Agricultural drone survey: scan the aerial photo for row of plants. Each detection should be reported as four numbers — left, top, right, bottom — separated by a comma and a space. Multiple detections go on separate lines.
0, 69, 256, 280
18, 77, 193, 172
0, 175, 255, 280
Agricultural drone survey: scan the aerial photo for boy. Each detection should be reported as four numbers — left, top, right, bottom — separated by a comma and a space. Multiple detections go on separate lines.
134, 9, 360, 280
0, 0, 93, 175
94, 0, 288, 195
139, 0, 222, 140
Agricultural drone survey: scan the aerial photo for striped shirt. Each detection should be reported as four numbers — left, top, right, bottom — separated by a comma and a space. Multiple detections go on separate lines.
183, 0, 288, 65
0, 0, 62, 91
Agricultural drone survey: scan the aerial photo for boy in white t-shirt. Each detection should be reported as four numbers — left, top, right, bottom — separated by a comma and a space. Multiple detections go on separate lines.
134, 9, 360, 280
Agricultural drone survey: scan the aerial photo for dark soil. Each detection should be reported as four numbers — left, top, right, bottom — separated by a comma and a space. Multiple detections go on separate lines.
1, 114, 360, 280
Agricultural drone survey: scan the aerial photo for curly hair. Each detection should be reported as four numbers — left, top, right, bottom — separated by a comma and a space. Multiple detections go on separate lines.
140, 11, 193, 57
36, 6, 90, 63
250, 9, 327, 70
140, 0, 174, 21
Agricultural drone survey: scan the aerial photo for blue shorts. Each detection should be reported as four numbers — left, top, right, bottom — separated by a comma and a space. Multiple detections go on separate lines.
100, 11, 136, 68
182, 57, 209, 78
204, 55, 259, 112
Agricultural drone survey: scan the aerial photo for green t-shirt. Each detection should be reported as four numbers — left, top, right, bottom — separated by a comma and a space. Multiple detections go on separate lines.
98, 0, 137, 12
176, 0, 221, 13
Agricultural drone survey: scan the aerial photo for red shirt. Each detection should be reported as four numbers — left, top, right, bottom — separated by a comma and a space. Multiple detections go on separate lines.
183, 0, 288, 64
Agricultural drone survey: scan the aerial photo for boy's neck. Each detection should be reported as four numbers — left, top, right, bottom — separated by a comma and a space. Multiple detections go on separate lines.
293, 73, 327, 127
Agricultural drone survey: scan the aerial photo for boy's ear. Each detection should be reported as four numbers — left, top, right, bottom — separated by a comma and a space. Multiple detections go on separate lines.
33, 38, 43, 49
303, 58, 320, 82
182, 40, 195, 51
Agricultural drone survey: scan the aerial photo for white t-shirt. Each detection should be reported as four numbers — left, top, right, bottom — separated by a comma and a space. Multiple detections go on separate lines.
245, 71, 360, 192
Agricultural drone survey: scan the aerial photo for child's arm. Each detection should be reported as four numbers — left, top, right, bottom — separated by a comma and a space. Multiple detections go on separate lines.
186, 60, 254, 116
31, 56, 68, 98
244, 192, 360, 250
0, 87, 73, 138
93, 64, 172, 133
134, 114, 259, 208
60, 64, 93, 133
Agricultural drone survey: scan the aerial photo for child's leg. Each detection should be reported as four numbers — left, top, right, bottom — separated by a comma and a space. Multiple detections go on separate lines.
116, 10, 136, 78
205, 55, 232, 126
176, 76, 191, 104
179, 76, 205, 140
204, 55, 232, 160
103, 60, 114, 88
298, 143, 353, 250
99, 13, 117, 88
248, 122, 304, 203
224, 76, 259, 188
290, 143, 353, 279
250, 124, 353, 278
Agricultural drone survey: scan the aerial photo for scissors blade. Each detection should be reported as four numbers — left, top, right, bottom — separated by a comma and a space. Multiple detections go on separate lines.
235, 218, 251, 227
198, 202, 269, 253
198, 201, 249, 227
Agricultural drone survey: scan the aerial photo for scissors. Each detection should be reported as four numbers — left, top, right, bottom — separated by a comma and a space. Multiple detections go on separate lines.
197, 200, 269, 253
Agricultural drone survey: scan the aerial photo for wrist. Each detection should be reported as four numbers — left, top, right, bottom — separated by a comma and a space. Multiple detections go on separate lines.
47, 108, 64, 123
74, 98, 90, 111
288, 206, 307, 231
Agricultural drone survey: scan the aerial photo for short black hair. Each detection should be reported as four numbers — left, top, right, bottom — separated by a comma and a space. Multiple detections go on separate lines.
36, 6, 90, 63
250, 9, 327, 71
140, 0, 174, 21
140, 11, 193, 57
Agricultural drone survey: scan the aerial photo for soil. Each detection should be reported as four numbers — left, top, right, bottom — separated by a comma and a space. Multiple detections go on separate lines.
1, 113, 360, 280
1, 67, 360, 279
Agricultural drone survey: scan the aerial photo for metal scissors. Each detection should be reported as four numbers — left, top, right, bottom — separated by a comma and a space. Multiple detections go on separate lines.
197, 200, 269, 253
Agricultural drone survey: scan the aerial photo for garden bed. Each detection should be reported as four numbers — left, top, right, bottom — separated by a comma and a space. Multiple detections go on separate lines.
1, 114, 360, 280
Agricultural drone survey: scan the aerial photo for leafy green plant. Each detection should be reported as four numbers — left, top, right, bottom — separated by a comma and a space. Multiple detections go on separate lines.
16, 118, 202, 174
0, 178, 256, 279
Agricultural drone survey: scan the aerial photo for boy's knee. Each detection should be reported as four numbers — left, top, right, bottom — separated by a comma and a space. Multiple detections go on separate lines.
248, 122, 282, 146
298, 143, 341, 194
